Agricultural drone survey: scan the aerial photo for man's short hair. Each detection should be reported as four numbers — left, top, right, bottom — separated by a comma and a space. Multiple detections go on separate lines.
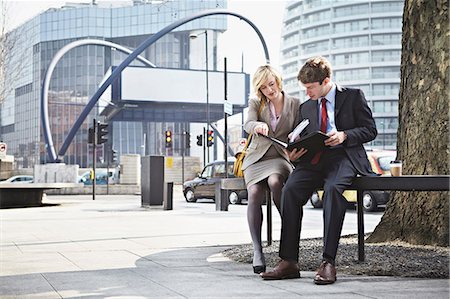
297, 56, 332, 84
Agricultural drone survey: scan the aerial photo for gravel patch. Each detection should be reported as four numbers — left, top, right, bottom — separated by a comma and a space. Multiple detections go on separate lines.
223, 234, 449, 278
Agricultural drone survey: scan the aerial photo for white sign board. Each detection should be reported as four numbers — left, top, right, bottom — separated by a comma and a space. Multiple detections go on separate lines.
121, 67, 248, 106
224, 101, 233, 115
0, 142, 7, 159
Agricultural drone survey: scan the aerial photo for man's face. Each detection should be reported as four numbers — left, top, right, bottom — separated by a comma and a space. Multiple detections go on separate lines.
302, 78, 330, 100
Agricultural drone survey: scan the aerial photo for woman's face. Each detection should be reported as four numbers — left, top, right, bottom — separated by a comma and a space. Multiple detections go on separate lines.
259, 74, 280, 101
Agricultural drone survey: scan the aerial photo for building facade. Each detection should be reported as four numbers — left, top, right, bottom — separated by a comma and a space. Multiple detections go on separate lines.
0, 0, 229, 168
281, 0, 404, 149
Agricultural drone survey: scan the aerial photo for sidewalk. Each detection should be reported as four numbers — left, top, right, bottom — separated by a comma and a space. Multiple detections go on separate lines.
1, 187, 448, 298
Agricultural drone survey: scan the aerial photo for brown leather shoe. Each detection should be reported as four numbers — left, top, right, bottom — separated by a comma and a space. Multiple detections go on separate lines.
314, 261, 336, 285
260, 260, 300, 280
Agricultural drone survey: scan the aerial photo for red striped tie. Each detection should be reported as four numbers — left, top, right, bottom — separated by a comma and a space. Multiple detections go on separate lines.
311, 97, 327, 165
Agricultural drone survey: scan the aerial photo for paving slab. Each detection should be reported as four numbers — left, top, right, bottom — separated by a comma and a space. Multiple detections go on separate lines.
0, 191, 448, 298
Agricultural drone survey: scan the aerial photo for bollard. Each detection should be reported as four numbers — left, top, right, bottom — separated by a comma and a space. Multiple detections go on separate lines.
214, 181, 229, 211
141, 156, 164, 206
164, 182, 173, 210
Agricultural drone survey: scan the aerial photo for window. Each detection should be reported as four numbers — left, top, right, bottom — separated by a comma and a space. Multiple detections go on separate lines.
303, 24, 330, 39
334, 3, 368, 17
372, 1, 403, 13
202, 165, 213, 178
372, 84, 399, 96
335, 68, 369, 81
333, 36, 368, 48
334, 52, 369, 65
373, 101, 398, 113
334, 20, 369, 33
214, 164, 226, 177
371, 18, 402, 30
372, 50, 401, 62
372, 67, 400, 79
372, 34, 401, 46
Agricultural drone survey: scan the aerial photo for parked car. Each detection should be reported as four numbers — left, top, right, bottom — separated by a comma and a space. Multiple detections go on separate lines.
309, 149, 397, 212
183, 160, 247, 204
0, 175, 34, 183
78, 169, 117, 185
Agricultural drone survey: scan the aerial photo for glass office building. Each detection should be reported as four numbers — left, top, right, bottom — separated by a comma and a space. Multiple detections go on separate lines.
281, 0, 404, 149
0, 0, 227, 168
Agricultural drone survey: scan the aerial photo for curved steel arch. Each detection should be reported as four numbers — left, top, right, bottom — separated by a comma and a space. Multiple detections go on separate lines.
41, 39, 156, 161
47, 9, 270, 162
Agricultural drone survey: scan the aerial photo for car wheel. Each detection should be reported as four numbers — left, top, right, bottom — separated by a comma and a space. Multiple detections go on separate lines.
310, 191, 323, 208
184, 188, 197, 203
362, 191, 377, 212
228, 191, 240, 205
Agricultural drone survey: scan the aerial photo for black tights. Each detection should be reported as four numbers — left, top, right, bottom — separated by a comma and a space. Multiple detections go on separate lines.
247, 174, 284, 266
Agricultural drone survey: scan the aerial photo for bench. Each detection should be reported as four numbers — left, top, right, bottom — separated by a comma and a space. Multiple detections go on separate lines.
215, 178, 274, 245
217, 175, 449, 262
0, 183, 80, 208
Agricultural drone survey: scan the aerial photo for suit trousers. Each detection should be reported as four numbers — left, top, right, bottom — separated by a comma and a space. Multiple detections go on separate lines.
279, 148, 358, 262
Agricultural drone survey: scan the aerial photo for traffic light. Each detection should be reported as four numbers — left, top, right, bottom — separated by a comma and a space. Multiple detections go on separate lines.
196, 134, 203, 146
110, 149, 118, 163
88, 127, 95, 144
207, 130, 214, 147
185, 132, 191, 148
97, 122, 108, 144
165, 130, 172, 148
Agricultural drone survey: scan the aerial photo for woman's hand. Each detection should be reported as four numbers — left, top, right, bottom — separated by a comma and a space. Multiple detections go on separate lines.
254, 123, 269, 136
286, 147, 308, 161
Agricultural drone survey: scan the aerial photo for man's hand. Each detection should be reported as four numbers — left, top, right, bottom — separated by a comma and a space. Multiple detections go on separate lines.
254, 123, 269, 136
286, 147, 308, 161
325, 131, 347, 147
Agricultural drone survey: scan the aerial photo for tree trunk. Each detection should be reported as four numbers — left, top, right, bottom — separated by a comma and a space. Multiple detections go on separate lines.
367, 0, 449, 246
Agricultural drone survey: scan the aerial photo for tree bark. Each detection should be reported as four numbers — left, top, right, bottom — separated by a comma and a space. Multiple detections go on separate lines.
367, 0, 449, 246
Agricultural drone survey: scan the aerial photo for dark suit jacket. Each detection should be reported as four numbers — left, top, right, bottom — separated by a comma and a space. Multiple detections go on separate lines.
296, 84, 377, 175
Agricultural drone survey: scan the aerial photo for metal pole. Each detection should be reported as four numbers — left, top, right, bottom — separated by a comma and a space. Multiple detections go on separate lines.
224, 57, 228, 178
92, 119, 96, 201
203, 126, 206, 167
205, 30, 210, 164
182, 131, 185, 184
106, 146, 109, 195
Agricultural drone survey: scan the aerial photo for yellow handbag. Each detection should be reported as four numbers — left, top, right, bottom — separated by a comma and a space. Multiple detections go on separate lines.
233, 100, 264, 177
233, 134, 252, 177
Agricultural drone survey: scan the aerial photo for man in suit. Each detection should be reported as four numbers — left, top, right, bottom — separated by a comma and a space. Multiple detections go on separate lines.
261, 56, 377, 284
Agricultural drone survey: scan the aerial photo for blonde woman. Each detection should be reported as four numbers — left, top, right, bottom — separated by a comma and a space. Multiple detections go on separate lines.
241, 65, 300, 274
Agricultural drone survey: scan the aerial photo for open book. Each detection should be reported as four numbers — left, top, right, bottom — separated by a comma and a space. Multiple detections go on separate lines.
289, 119, 310, 142
262, 131, 329, 153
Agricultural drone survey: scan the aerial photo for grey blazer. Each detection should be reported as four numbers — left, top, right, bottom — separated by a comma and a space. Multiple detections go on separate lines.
242, 93, 300, 170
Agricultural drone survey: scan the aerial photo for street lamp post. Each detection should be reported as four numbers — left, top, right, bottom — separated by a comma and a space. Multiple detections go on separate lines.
190, 30, 210, 163
380, 121, 385, 149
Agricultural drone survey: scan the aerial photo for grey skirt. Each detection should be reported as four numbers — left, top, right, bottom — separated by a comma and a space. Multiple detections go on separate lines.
243, 155, 293, 188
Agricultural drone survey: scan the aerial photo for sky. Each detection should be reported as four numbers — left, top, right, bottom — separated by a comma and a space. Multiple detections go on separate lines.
3, 0, 286, 74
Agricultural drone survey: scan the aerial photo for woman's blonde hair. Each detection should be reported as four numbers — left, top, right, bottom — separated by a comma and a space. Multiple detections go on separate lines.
252, 65, 283, 102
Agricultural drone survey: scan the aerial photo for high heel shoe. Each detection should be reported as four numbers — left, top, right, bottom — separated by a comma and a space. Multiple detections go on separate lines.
253, 265, 266, 274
